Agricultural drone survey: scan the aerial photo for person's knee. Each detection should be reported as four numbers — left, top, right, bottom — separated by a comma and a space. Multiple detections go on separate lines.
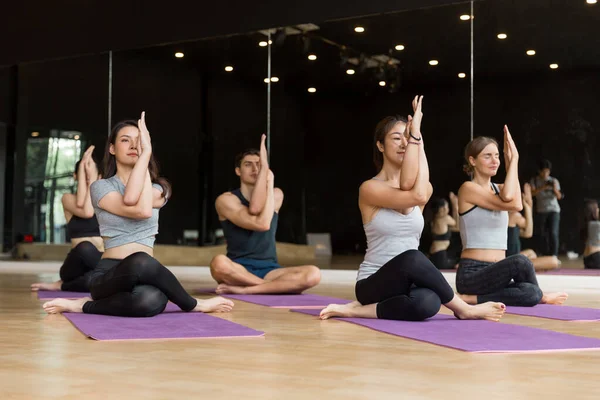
522, 285, 543, 307
413, 290, 442, 320
74, 241, 97, 254
132, 285, 168, 317
303, 266, 321, 288
514, 254, 535, 271
209, 255, 232, 278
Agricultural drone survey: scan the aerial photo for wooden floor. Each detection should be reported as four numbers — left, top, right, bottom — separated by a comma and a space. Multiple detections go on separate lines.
1, 260, 600, 400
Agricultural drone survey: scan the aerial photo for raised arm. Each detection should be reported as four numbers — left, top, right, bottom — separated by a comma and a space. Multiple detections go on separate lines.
217, 170, 276, 232
361, 132, 432, 210
248, 134, 269, 215
123, 112, 152, 206
519, 183, 534, 238
399, 96, 423, 190
448, 191, 459, 231
498, 125, 522, 207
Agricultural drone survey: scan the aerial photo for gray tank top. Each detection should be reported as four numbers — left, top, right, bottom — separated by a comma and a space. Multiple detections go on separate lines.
90, 175, 167, 249
358, 206, 424, 281
588, 221, 600, 247
459, 183, 508, 250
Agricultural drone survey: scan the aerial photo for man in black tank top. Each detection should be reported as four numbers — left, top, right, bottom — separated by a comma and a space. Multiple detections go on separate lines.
209, 135, 321, 294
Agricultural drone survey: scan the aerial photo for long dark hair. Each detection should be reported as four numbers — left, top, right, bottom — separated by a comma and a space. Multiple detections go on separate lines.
581, 199, 599, 243
463, 136, 499, 176
103, 120, 171, 199
372, 115, 408, 170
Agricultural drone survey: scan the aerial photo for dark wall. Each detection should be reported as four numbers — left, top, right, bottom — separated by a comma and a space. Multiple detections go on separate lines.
1, 0, 477, 65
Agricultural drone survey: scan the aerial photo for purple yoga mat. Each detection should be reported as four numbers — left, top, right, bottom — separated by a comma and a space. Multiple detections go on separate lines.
506, 304, 600, 321
194, 290, 352, 308
292, 309, 600, 353
37, 291, 90, 300
64, 303, 264, 341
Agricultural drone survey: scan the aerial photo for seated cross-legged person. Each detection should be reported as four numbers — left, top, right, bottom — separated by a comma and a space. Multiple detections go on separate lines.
210, 135, 321, 295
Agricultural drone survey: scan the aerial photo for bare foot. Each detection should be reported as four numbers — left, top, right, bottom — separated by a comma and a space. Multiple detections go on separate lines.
215, 283, 247, 295
31, 281, 62, 291
454, 302, 506, 322
319, 301, 362, 320
541, 292, 568, 305
193, 296, 234, 313
43, 297, 90, 314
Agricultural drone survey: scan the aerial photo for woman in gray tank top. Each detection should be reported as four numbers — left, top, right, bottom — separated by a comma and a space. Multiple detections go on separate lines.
43, 114, 234, 316
456, 128, 568, 306
582, 199, 600, 269
320, 96, 505, 322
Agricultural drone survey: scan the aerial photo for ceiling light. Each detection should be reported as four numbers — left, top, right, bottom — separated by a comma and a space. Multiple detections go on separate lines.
73, 135, 80, 140
550, 63, 559, 69
174, 52, 184, 58
354, 26, 365, 33
264, 78, 269, 83
270, 76, 279, 82
259, 41, 267, 47
224, 66, 234, 72
31, 132, 40, 137
497, 33, 507, 39
379, 81, 386, 87
308, 87, 317, 93
526, 50, 536, 56
460, 14, 471, 20
458, 72, 466, 78
395, 44, 405, 51
346, 69, 356, 75
586, 0, 597, 4
308, 54, 317, 61
429, 60, 439, 66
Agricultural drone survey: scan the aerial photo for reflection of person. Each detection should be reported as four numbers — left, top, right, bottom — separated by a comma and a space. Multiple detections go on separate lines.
456, 128, 567, 307
428, 193, 459, 270
582, 199, 600, 269
210, 135, 321, 295
319, 96, 505, 322
43, 113, 233, 316
530, 159, 562, 256
31, 146, 104, 292
507, 183, 560, 271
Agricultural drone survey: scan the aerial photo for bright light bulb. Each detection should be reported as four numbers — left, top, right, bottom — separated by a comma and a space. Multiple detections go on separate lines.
460, 14, 471, 20
526, 50, 536, 56
458, 72, 466, 78
354, 26, 365, 33
174, 52, 184, 58
497, 33, 507, 39
346, 69, 356, 75
550, 63, 559, 69
308, 54, 317, 61
395, 44, 405, 51
224, 66, 234, 72
429, 60, 439, 66
307, 87, 317, 93
379, 81, 386, 87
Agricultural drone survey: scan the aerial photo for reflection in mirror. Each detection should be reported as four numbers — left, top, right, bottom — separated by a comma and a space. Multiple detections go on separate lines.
475, 0, 600, 268
268, 4, 472, 265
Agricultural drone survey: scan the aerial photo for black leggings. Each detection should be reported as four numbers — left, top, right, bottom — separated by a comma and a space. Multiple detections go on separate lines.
456, 255, 543, 307
355, 250, 455, 321
83, 252, 198, 317
584, 252, 600, 269
60, 241, 102, 292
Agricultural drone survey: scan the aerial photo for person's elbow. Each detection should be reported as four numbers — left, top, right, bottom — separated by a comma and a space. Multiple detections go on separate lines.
399, 179, 416, 191
248, 205, 262, 215
81, 209, 95, 219
135, 206, 153, 219
123, 195, 139, 206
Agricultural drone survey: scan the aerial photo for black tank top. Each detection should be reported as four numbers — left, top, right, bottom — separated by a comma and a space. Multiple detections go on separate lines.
220, 188, 278, 261
506, 226, 521, 257
67, 215, 100, 239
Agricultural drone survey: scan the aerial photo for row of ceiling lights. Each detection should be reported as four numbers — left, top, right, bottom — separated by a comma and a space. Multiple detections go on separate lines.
172, 1, 597, 89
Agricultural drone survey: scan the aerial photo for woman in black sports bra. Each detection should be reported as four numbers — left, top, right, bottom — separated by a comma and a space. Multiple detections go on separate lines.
428, 193, 459, 269
31, 146, 104, 292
